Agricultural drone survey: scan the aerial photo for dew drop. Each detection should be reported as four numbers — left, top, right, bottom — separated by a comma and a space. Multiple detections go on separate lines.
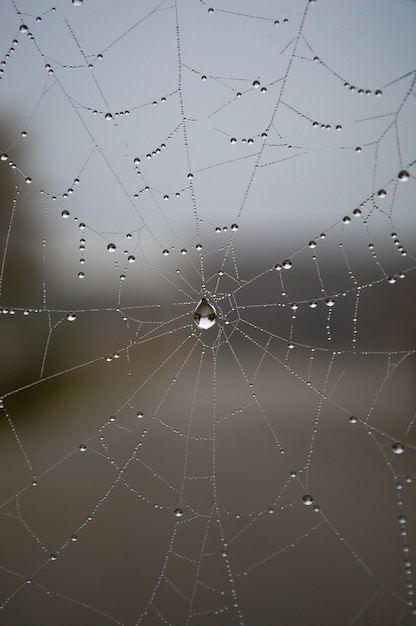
349, 415, 357, 424
343, 216, 351, 224
72, 0, 83, 5
61, 210, 70, 218
231, 223, 238, 231
50, 553, 57, 561
374, 89, 383, 97
19, 24, 28, 33
66, 313, 76, 321
398, 170, 409, 181
0, 153, 8, 161
105, 113, 113, 120
174, 508, 183, 517
282, 259, 292, 270
107, 243, 116, 252
25, 177, 32, 184
302, 494, 314, 505
162, 249, 169, 256
392, 442, 405, 454
137, 411, 144, 418
193, 297, 217, 330
355, 146, 362, 153
196, 243, 202, 251
377, 189, 386, 198
78, 271, 85, 279
252, 80, 260, 88
325, 297, 335, 307
230, 137, 237, 144
128, 255, 135, 263
79, 444, 87, 452
308, 240, 316, 248
309, 300, 317, 308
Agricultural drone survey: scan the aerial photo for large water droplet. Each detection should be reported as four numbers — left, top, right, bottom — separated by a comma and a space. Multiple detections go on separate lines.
398, 170, 409, 181
302, 494, 314, 505
193, 297, 217, 330
392, 442, 405, 454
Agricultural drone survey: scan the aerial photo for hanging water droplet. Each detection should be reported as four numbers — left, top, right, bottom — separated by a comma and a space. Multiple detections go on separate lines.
252, 80, 260, 88
25, 176, 32, 184
193, 297, 217, 330
377, 189, 386, 198
128, 255, 135, 263
79, 444, 87, 452
137, 411, 144, 418
325, 297, 335, 307
349, 415, 357, 424
162, 249, 169, 256
195, 243, 202, 251
107, 243, 116, 252
230, 137, 237, 144
398, 170, 409, 181
61, 210, 70, 218
67, 313, 76, 321
20, 24, 28, 33
392, 442, 405, 454
302, 494, 314, 505
105, 113, 113, 120
72, 0, 83, 5
282, 259, 292, 269
174, 508, 183, 517
309, 300, 317, 308
231, 223, 238, 231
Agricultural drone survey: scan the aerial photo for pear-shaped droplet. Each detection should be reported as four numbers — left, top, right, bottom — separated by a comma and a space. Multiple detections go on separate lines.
392, 442, 405, 454
193, 297, 217, 330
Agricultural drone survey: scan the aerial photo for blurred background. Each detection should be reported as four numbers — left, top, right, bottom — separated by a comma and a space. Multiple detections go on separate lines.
0, 1, 415, 624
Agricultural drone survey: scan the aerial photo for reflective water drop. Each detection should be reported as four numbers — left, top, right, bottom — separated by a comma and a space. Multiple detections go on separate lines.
50, 553, 57, 561
252, 80, 260, 88
79, 444, 87, 452
193, 297, 217, 330
128, 255, 135, 263
392, 442, 405, 454
309, 300, 317, 308
137, 411, 144, 418
67, 313, 76, 321
61, 210, 70, 218
282, 259, 292, 269
174, 508, 183, 517
180, 249, 187, 255
107, 243, 116, 252
343, 216, 351, 224
72, 0, 83, 5
308, 240, 316, 248
230, 137, 237, 144
162, 249, 169, 256
105, 113, 113, 120
231, 223, 238, 231
0, 153, 8, 161
387, 276, 396, 284
349, 415, 357, 424
195, 243, 202, 251
20, 24, 28, 33
374, 89, 383, 97
325, 297, 335, 307
25, 176, 32, 184
377, 189, 386, 198
398, 170, 409, 181
302, 494, 314, 505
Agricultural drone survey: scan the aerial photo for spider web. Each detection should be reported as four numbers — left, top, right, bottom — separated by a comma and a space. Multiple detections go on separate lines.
0, 1, 416, 624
